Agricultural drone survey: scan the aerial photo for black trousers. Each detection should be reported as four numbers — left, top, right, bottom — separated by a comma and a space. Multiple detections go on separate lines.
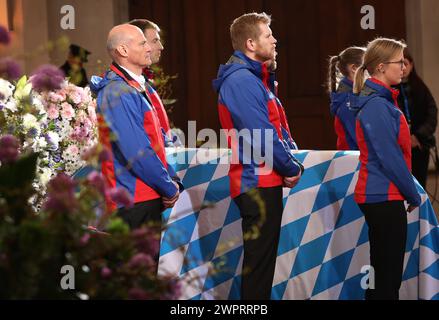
234, 186, 284, 300
117, 199, 162, 230
358, 201, 407, 300
412, 147, 430, 189
117, 199, 162, 268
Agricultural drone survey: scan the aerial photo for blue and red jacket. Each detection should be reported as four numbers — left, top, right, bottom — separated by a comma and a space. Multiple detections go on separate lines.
351, 78, 421, 206
330, 77, 358, 150
213, 51, 303, 198
90, 63, 182, 210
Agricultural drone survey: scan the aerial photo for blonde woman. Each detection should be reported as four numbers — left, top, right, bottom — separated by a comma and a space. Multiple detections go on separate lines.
351, 38, 421, 300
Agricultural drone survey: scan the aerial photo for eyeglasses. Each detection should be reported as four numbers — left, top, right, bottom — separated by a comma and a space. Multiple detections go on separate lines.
384, 59, 405, 69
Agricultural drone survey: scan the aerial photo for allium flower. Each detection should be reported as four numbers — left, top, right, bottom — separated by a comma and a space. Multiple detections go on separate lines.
87, 171, 106, 195
107, 187, 133, 208
0, 25, 11, 45
0, 57, 22, 81
127, 253, 155, 269
100, 267, 112, 278
128, 287, 150, 300
30, 64, 65, 92
43, 173, 77, 213
161, 278, 182, 300
132, 227, 160, 257
0, 134, 20, 164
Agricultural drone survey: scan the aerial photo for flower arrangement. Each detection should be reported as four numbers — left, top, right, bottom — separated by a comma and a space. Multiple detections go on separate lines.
0, 73, 98, 197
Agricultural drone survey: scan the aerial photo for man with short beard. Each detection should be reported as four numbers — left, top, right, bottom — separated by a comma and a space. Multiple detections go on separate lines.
213, 13, 304, 300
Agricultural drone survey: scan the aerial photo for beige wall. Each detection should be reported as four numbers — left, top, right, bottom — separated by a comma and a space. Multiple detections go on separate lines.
46, 0, 129, 78
2, 0, 129, 78
406, 0, 439, 167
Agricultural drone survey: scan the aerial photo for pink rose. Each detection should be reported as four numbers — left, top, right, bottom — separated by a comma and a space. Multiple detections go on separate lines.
65, 144, 79, 155
61, 102, 75, 120
49, 92, 64, 103
47, 106, 59, 120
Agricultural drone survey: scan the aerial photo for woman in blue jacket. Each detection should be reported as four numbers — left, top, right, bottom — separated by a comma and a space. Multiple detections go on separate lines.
327, 46, 365, 150
352, 38, 421, 300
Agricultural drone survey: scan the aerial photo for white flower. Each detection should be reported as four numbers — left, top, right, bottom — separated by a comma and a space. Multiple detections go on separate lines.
35, 136, 48, 150
46, 131, 60, 150
3, 99, 18, 112
38, 167, 53, 186
22, 114, 39, 130
0, 79, 14, 102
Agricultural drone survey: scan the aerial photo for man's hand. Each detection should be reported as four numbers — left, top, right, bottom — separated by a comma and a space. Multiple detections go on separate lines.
283, 171, 302, 189
162, 181, 180, 209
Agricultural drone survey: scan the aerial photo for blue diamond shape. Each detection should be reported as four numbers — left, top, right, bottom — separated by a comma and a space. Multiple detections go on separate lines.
278, 215, 310, 255
402, 248, 419, 281
204, 176, 230, 202
224, 200, 241, 226
291, 232, 332, 277
357, 222, 369, 247
160, 212, 198, 256
289, 160, 332, 195
406, 221, 419, 253
312, 173, 355, 213
312, 249, 355, 296
228, 275, 242, 300
420, 201, 439, 227
335, 194, 364, 229
339, 274, 366, 300
182, 163, 218, 189
423, 260, 439, 280
271, 280, 289, 300
203, 246, 243, 291
181, 229, 222, 275
420, 227, 439, 255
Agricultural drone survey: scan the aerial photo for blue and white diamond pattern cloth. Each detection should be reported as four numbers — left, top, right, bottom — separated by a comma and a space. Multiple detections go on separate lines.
157, 149, 439, 300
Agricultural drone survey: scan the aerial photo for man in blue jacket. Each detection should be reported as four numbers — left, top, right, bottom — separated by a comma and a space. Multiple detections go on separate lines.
213, 13, 304, 300
90, 24, 183, 234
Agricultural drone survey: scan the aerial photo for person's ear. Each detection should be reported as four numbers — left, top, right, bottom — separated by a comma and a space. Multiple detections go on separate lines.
116, 44, 129, 58
245, 38, 256, 53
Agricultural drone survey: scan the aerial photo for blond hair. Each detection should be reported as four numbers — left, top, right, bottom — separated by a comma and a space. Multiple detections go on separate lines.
353, 37, 406, 94
327, 46, 365, 93
230, 12, 271, 52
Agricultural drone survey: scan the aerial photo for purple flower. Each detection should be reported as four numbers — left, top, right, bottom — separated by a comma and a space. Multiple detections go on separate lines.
30, 64, 65, 92
161, 278, 182, 300
107, 187, 133, 208
100, 267, 112, 278
128, 287, 150, 300
0, 134, 20, 164
127, 253, 154, 269
132, 227, 160, 257
87, 171, 106, 195
0, 25, 11, 45
0, 57, 22, 81
43, 173, 77, 213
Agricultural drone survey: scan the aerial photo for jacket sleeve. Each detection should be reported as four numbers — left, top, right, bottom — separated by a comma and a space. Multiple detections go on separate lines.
415, 83, 438, 143
360, 103, 421, 206
99, 83, 178, 198
220, 74, 302, 177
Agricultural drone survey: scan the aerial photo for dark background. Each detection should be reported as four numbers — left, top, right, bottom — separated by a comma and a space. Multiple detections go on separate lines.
129, 0, 406, 149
